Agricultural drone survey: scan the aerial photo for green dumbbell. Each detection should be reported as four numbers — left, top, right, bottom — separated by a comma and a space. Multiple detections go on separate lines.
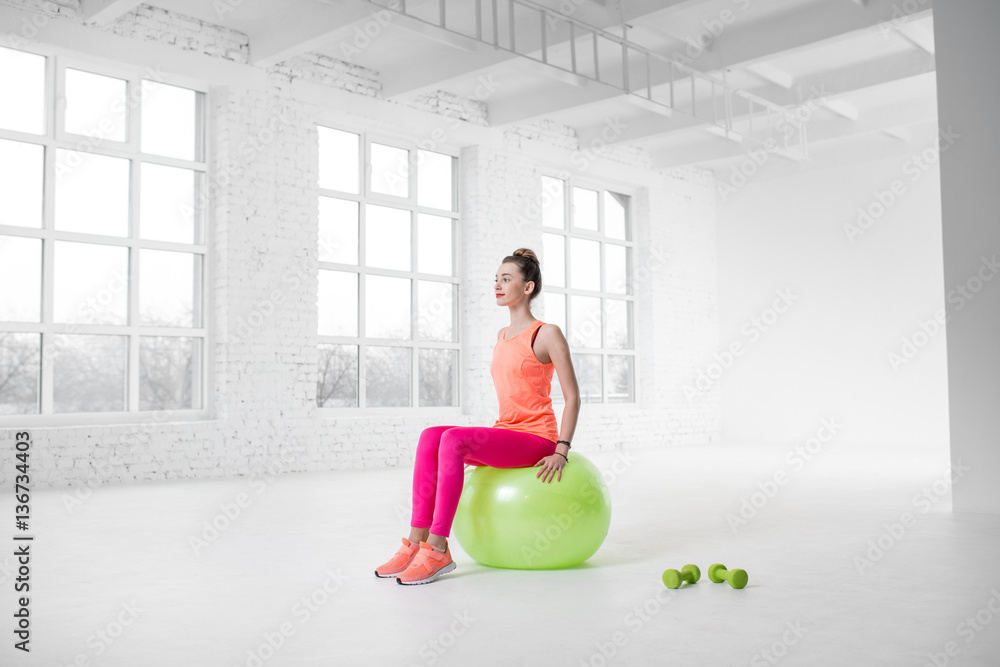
661, 564, 701, 589
707, 563, 748, 589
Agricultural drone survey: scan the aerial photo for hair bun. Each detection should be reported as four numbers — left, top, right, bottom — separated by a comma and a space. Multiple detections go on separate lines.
513, 248, 539, 264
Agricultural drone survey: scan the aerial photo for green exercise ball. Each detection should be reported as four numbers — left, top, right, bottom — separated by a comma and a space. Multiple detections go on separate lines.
452, 452, 612, 569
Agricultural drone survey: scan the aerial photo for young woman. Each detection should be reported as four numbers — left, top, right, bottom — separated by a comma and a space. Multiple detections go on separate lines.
375, 248, 582, 585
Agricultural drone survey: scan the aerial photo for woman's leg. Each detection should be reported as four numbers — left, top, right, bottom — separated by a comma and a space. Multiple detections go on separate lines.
428, 427, 556, 543
409, 425, 461, 545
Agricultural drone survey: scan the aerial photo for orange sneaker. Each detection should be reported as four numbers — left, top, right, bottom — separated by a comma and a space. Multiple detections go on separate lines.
396, 540, 456, 585
374, 537, 420, 578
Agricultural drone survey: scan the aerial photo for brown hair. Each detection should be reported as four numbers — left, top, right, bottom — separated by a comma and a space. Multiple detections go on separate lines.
502, 248, 542, 303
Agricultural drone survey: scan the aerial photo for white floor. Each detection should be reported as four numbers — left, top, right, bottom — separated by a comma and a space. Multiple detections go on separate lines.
3, 443, 1000, 666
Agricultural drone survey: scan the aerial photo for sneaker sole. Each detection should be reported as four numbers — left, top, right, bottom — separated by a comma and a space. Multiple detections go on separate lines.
396, 560, 457, 585
375, 569, 406, 578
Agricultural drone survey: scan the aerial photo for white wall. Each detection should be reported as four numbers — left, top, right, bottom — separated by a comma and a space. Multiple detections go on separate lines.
0, 1, 721, 489
934, 0, 1000, 514
717, 121, 949, 451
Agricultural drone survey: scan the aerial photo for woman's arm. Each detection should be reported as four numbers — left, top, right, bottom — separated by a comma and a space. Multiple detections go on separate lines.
539, 324, 581, 456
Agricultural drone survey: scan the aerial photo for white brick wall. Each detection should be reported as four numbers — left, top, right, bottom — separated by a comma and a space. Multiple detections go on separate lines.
0, 1, 719, 490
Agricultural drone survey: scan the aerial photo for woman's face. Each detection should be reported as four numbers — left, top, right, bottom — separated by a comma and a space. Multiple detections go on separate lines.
494, 262, 531, 306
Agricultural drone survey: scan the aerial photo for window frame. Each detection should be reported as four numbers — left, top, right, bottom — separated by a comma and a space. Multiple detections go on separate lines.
539, 169, 640, 407
0, 44, 212, 426
316, 120, 462, 416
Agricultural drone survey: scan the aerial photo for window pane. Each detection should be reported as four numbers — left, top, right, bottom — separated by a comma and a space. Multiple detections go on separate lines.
0, 236, 41, 322
52, 334, 126, 412
0, 47, 45, 134
140, 250, 199, 327
318, 127, 359, 194
141, 81, 198, 161
541, 176, 565, 228
366, 275, 410, 340
0, 333, 39, 414
317, 344, 358, 407
573, 353, 602, 403
544, 292, 566, 334
139, 336, 200, 410
0, 138, 43, 228
417, 281, 455, 342
608, 355, 634, 403
569, 295, 602, 349
605, 191, 628, 240
65, 69, 127, 142
140, 163, 200, 243
417, 214, 452, 275
572, 187, 598, 231
419, 348, 456, 407
417, 150, 454, 210
569, 238, 601, 291
53, 241, 129, 325
606, 298, 631, 349
55, 149, 130, 237
366, 345, 410, 407
606, 244, 629, 295
542, 233, 565, 288
318, 270, 357, 336
366, 205, 410, 270
371, 143, 409, 198
318, 197, 358, 264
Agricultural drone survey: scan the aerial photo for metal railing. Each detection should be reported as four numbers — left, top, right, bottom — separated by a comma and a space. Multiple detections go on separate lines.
368, 0, 808, 160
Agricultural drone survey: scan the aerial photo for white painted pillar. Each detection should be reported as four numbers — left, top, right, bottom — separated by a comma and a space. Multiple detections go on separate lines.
934, 0, 1000, 513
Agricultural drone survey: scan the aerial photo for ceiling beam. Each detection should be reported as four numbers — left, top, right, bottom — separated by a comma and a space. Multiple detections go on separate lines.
744, 63, 795, 89
577, 49, 936, 146
381, 0, 713, 99
894, 21, 935, 54
490, 0, 931, 127
652, 94, 937, 169
250, 1, 382, 67
80, 0, 143, 25
882, 127, 912, 141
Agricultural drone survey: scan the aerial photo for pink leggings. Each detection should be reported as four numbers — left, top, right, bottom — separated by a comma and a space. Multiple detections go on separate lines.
412, 425, 557, 537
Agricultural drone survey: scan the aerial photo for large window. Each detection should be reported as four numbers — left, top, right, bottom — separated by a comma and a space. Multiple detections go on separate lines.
316, 126, 459, 409
540, 175, 635, 404
0, 46, 207, 419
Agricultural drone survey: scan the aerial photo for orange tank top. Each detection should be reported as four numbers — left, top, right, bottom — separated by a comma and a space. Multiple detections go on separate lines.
491, 319, 559, 443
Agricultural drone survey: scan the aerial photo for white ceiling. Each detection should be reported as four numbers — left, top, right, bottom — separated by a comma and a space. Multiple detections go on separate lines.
84, 0, 939, 173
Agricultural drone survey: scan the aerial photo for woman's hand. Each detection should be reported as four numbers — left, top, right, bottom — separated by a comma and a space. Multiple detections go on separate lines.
534, 454, 565, 483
